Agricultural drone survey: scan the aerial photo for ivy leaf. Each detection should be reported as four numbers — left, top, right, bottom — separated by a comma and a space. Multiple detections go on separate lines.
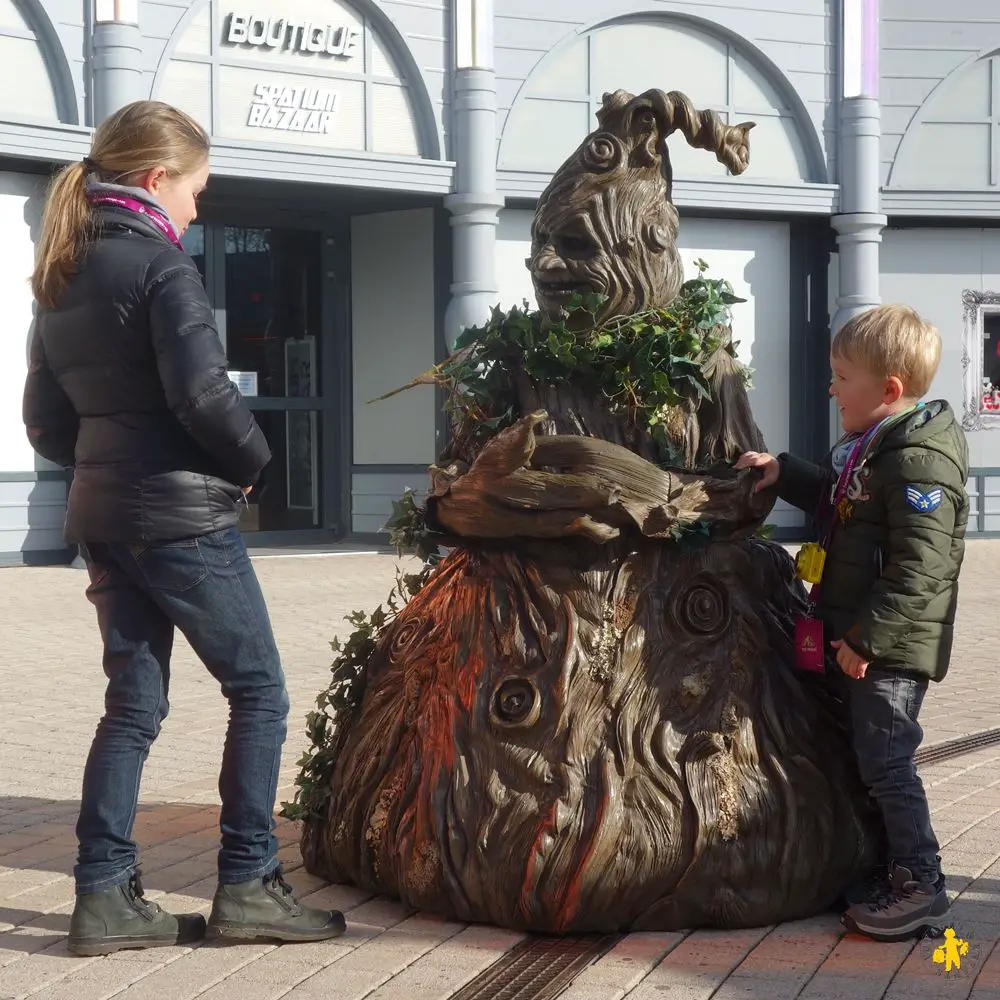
689, 372, 713, 402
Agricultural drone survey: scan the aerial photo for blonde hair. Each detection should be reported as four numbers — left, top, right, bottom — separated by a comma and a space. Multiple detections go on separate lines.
831, 304, 942, 398
31, 100, 210, 309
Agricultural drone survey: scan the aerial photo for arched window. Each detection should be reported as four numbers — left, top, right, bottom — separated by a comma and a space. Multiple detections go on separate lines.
0, 0, 65, 123
499, 17, 814, 182
155, 0, 428, 156
890, 54, 1000, 189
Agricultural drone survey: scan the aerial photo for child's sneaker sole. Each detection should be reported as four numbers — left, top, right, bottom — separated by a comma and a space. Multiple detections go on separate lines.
840, 910, 949, 942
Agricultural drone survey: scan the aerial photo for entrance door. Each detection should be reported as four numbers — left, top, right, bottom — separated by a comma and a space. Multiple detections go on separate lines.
181, 222, 339, 541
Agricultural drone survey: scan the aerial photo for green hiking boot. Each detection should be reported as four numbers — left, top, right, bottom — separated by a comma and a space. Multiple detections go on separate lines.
206, 867, 346, 943
68, 871, 206, 956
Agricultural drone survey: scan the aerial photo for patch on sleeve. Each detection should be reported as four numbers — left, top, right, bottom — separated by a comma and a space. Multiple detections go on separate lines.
905, 486, 944, 513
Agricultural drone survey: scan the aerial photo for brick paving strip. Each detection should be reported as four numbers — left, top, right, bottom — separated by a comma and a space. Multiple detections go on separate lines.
1, 542, 999, 999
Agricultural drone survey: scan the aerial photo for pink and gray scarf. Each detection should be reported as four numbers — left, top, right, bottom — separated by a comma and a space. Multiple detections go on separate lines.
85, 175, 183, 249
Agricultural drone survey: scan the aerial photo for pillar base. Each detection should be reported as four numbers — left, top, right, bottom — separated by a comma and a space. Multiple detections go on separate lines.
830, 212, 887, 334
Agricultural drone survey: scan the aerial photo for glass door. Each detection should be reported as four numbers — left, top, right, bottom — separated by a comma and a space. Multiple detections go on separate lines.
181, 223, 329, 537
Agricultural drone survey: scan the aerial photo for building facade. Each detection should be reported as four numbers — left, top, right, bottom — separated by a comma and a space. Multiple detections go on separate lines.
1, 0, 998, 564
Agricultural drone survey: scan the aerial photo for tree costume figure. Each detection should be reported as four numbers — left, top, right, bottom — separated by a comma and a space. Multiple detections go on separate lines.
287, 88, 883, 934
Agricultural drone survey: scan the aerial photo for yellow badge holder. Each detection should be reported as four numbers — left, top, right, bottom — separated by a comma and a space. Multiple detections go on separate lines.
795, 543, 826, 586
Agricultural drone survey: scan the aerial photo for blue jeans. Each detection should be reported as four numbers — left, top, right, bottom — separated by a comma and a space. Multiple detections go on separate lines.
838, 667, 941, 883
75, 527, 289, 894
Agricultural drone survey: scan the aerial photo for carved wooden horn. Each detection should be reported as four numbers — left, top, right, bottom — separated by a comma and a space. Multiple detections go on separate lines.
637, 89, 755, 177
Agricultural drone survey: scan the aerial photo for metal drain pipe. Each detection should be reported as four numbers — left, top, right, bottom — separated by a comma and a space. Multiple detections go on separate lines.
915, 727, 1000, 767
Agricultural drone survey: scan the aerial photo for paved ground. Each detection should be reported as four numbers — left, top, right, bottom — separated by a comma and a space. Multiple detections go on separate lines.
1, 541, 999, 1000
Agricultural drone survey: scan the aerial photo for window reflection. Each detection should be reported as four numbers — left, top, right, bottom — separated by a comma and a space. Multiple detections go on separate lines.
223, 227, 322, 398
181, 224, 206, 280
985, 314, 1000, 390
240, 409, 321, 533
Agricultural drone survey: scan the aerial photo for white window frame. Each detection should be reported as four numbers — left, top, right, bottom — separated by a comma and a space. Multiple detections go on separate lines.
961, 288, 1000, 430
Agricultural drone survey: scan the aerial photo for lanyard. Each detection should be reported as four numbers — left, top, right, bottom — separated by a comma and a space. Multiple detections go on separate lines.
824, 405, 920, 542
821, 423, 878, 552
808, 406, 918, 604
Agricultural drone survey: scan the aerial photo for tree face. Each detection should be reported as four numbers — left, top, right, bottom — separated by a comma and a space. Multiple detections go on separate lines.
311, 540, 881, 933
528, 114, 682, 328
528, 88, 755, 330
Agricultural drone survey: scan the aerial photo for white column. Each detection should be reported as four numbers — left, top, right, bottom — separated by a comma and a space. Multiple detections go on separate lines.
443, 0, 504, 350
92, 0, 143, 125
831, 0, 886, 334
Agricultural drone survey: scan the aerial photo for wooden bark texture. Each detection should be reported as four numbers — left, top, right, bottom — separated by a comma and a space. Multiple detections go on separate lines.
303, 540, 882, 933
426, 410, 772, 543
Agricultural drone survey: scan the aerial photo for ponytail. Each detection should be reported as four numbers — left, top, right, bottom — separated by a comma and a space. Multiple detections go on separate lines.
30, 160, 93, 310
30, 100, 210, 311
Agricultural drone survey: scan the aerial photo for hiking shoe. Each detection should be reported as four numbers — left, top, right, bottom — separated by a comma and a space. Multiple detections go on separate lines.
206, 866, 346, 943
68, 871, 206, 956
839, 862, 892, 909
841, 863, 950, 941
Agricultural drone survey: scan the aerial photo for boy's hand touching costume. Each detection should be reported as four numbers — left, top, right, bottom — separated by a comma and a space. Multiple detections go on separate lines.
830, 638, 869, 679
734, 451, 779, 494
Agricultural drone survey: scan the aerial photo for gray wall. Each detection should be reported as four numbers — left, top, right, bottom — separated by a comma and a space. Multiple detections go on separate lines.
351, 207, 437, 533
3, 0, 452, 140
351, 470, 427, 535
0, 475, 70, 565
881, 227, 1000, 469
0, 170, 71, 563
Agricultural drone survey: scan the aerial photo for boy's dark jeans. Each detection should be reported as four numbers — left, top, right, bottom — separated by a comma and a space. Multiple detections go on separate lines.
836, 665, 941, 883
75, 527, 289, 894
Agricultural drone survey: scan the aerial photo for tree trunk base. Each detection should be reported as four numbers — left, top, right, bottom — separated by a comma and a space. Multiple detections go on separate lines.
301, 537, 882, 934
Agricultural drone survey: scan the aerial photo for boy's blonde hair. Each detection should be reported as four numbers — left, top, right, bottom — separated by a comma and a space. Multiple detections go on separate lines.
831, 304, 941, 398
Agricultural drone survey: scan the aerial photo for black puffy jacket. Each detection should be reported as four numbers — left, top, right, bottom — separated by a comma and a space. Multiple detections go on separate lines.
22, 205, 271, 544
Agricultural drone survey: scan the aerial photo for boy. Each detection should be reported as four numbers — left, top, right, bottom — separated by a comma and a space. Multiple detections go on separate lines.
736, 304, 969, 942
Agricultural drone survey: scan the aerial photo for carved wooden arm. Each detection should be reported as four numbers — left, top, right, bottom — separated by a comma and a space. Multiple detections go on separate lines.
426, 411, 774, 543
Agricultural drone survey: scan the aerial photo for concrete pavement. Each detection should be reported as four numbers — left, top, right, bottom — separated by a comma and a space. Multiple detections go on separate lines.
1, 541, 998, 999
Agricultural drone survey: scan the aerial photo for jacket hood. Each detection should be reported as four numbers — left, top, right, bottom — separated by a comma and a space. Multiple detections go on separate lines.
875, 400, 968, 479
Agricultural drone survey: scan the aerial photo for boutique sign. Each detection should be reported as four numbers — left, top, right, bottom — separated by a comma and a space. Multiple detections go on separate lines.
224, 12, 361, 59
246, 82, 340, 134
162, 0, 423, 153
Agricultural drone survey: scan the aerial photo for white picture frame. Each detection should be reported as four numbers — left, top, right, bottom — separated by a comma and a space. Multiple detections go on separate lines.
961, 289, 1000, 431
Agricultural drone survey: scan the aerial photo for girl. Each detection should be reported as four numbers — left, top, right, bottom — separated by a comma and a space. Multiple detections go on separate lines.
23, 100, 345, 956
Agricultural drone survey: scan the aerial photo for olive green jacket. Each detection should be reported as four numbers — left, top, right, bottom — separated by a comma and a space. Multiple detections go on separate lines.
776, 401, 969, 682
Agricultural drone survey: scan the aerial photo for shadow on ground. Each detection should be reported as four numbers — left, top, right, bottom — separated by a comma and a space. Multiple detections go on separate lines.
0, 796, 304, 919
